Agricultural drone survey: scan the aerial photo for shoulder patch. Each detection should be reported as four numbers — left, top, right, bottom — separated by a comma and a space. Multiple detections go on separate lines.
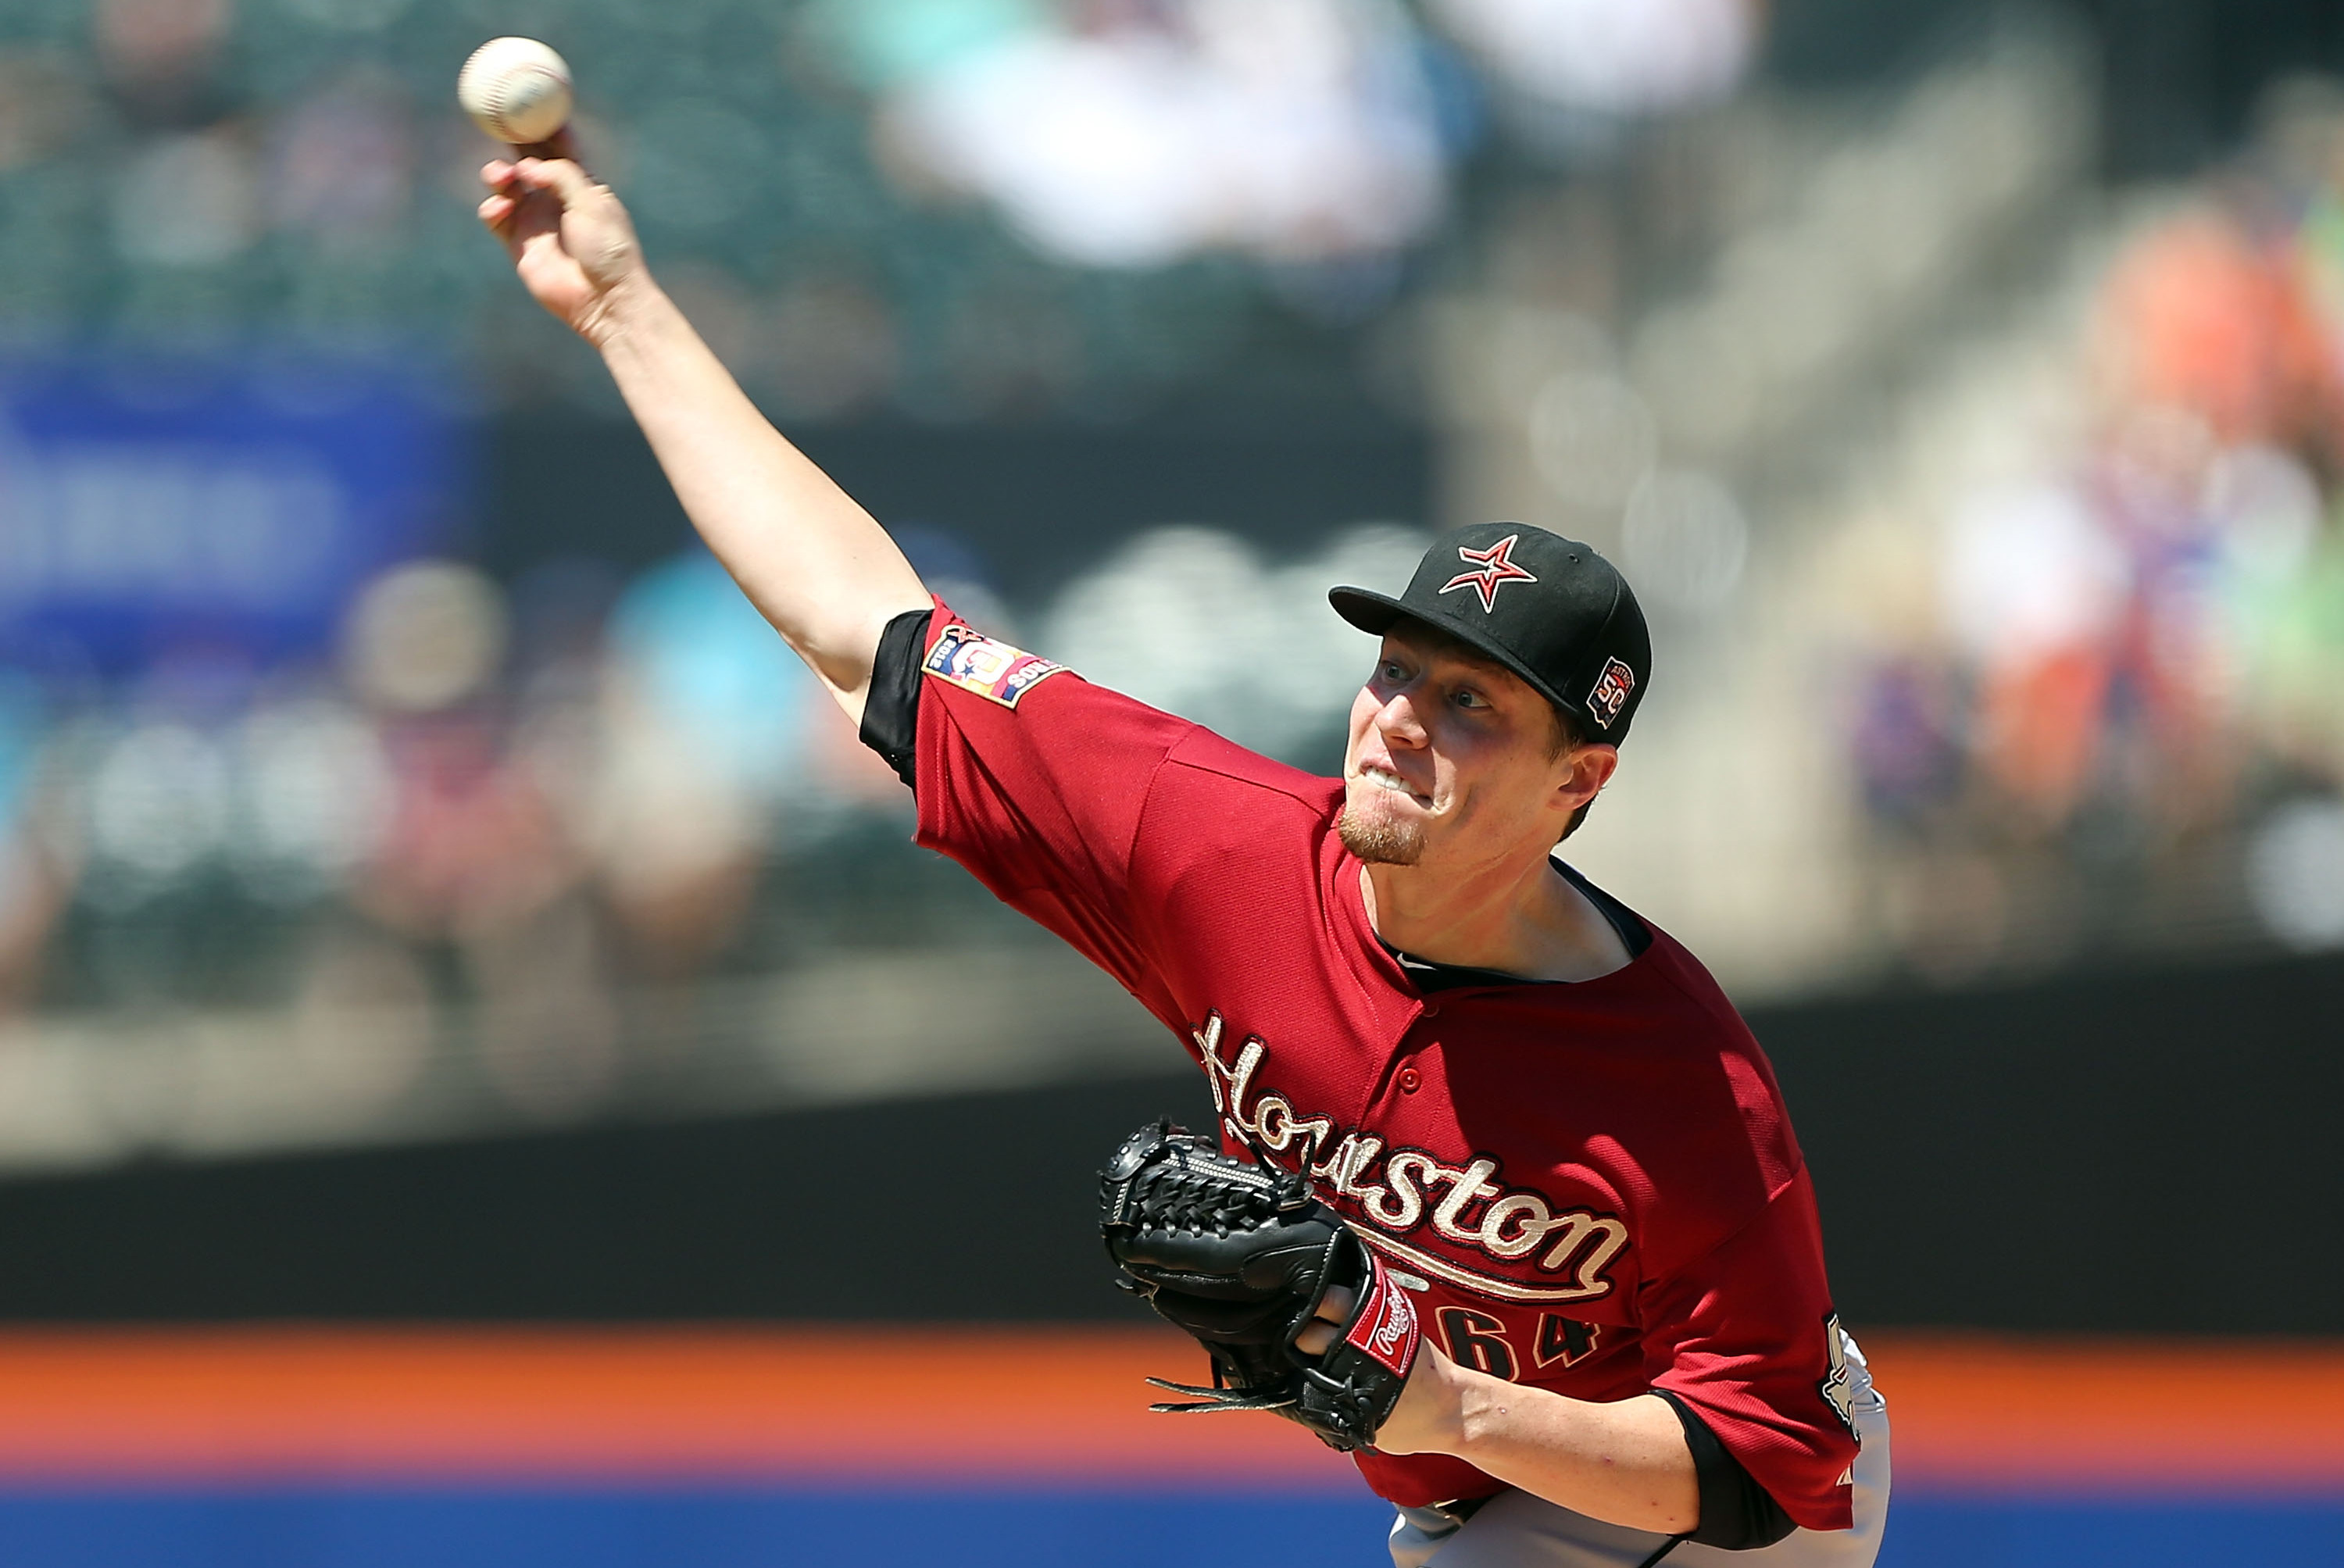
922, 623, 1069, 709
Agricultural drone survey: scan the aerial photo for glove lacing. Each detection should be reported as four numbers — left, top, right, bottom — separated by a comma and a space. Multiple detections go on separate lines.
1126, 1153, 1310, 1239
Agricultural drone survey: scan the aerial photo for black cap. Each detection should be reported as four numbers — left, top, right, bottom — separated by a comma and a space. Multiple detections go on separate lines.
1329, 522, 1652, 745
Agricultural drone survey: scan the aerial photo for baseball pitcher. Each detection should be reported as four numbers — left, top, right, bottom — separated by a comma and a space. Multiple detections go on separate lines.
479, 149, 1888, 1568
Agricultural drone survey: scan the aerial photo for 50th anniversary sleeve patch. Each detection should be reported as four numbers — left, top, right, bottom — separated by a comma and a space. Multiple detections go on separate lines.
922, 623, 1070, 709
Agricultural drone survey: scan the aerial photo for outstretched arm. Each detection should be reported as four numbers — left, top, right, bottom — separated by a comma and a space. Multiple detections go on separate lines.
1380, 1349, 1699, 1534
1299, 1304, 1699, 1534
477, 152, 929, 721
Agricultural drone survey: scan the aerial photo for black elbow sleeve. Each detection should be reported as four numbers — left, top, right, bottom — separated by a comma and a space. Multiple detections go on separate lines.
857, 607, 933, 791
1655, 1390, 1799, 1551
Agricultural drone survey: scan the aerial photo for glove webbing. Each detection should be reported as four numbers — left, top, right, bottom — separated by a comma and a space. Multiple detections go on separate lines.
1109, 1148, 1307, 1238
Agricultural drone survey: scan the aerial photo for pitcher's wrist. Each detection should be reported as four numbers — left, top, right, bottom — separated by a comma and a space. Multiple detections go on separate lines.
1446, 1360, 1532, 1456
1376, 1345, 1471, 1456
581, 268, 670, 353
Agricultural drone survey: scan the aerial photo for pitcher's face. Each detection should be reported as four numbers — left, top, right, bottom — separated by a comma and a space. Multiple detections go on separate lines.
1338, 627, 1603, 870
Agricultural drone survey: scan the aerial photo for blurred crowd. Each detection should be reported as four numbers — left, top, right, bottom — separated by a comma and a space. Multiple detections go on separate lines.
6, 0, 2342, 1164
0, 0, 1780, 1143
0, 0, 1763, 416
0, 549, 856, 1113
0, 519, 1410, 1106
1840, 79, 2344, 966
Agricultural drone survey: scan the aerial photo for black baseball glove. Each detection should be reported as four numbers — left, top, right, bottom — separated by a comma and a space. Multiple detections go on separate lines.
1099, 1119, 1422, 1452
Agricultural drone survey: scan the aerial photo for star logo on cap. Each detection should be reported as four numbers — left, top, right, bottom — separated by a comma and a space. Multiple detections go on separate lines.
1438, 534, 1538, 613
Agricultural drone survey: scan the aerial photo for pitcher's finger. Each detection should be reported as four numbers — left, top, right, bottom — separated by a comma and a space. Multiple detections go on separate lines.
514, 156, 595, 204
514, 124, 581, 166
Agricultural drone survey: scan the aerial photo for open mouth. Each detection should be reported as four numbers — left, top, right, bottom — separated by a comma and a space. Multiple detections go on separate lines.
1355, 763, 1431, 808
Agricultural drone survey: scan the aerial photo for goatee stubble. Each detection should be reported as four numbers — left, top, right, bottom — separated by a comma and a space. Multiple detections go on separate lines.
1337, 798, 1424, 866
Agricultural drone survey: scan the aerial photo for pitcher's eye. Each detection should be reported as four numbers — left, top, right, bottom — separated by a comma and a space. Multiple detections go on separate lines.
1455, 688, 1489, 710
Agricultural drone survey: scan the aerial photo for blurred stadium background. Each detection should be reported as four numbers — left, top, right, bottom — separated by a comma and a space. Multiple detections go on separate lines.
0, 0, 2339, 1563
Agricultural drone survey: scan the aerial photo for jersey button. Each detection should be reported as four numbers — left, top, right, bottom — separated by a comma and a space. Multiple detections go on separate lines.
1397, 1066, 1423, 1094
1421, 1002, 1442, 1020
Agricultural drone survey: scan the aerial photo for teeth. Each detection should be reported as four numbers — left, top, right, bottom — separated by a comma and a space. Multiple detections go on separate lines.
1360, 766, 1424, 801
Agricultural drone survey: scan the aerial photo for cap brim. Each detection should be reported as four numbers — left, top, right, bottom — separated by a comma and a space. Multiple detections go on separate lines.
1328, 586, 1592, 733
1327, 586, 1410, 636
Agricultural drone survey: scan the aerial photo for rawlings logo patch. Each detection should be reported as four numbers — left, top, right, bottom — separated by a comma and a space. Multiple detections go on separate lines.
922, 623, 1067, 709
1345, 1264, 1420, 1378
1585, 656, 1635, 730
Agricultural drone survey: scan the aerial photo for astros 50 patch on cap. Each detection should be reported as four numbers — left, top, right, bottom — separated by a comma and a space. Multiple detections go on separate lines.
1327, 522, 1652, 744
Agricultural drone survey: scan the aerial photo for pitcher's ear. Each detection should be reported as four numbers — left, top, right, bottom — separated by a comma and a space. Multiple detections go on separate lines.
1558, 742, 1617, 808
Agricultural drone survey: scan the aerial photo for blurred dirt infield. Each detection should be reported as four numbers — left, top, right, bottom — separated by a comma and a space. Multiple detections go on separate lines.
0, 1327, 2335, 1493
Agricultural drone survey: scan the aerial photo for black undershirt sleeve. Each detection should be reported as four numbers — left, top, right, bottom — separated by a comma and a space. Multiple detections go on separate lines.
857, 607, 934, 791
1655, 1390, 1799, 1550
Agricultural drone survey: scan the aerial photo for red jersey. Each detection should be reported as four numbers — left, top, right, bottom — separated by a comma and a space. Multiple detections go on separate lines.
910, 609, 1860, 1530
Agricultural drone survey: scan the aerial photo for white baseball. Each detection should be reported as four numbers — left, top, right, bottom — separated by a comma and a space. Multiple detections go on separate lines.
457, 37, 573, 145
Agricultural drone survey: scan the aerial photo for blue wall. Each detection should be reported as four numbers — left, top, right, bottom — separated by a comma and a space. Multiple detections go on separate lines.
2, 1488, 2335, 1567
